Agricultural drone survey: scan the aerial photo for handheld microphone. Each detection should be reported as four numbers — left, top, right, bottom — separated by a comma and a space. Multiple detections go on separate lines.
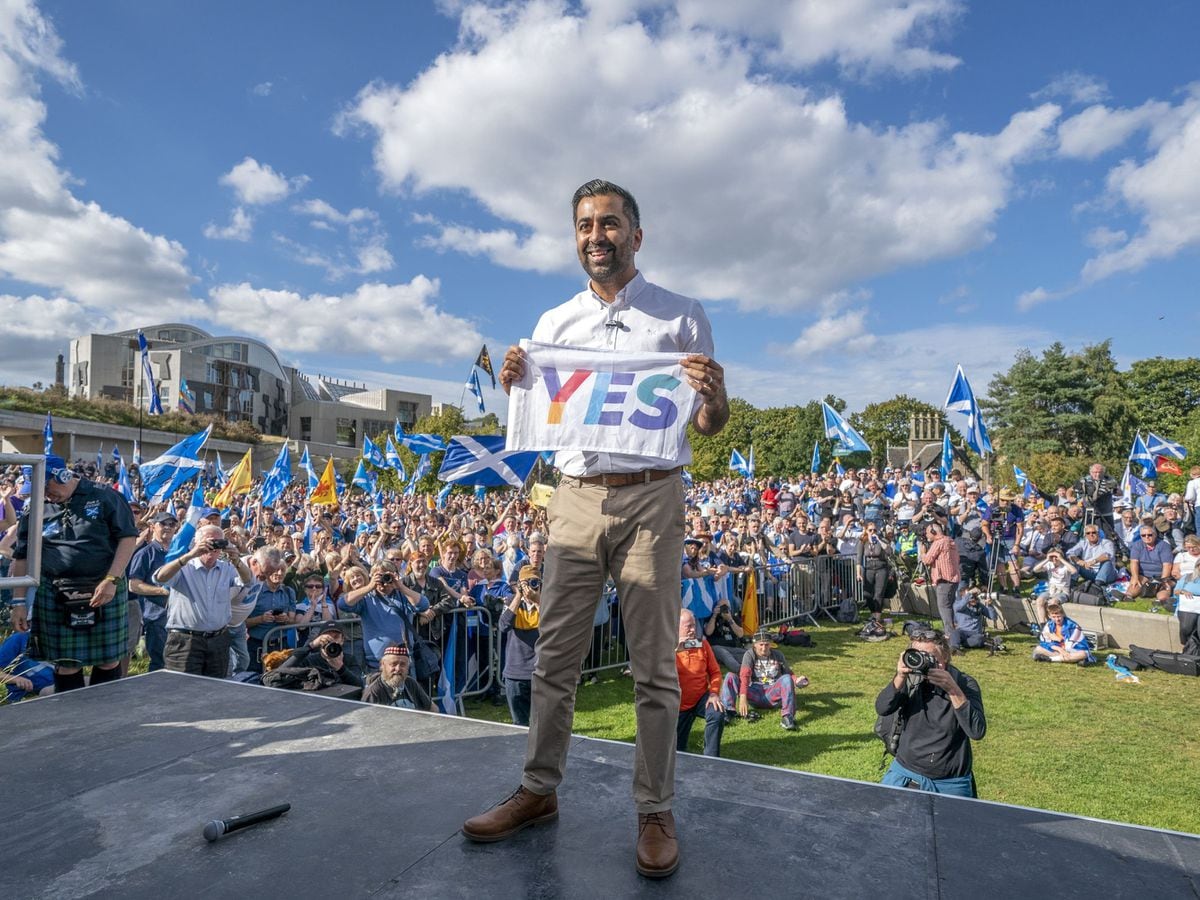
203, 803, 291, 842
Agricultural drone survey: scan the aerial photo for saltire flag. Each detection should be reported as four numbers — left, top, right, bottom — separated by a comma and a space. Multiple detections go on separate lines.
1013, 464, 1028, 488
362, 434, 386, 468
466, 368, 485, 414
352, 460, 375, 493
940, 431, 952, 480
474, 485, 487, 501
302, 507, 314, 554
133, 439, 142, 466
747, 445, 756, 477
835, 460, 846, 477
212, 448, 254, 508
394, 419, 406, 443
116, 460, 135, 502
404, 455, 429, 496
96, 443, 104, 472
682, 573, 733, 622
681, 469, 694, 487
214, 451, 228, 488
474, 344, 497, 388
43, 413, 53, 455
821, 401, 871, 455
167, 499, 178, 518
300, 445, 319, 494
335, 468, 346, 497
178, 378, 195, 414
740, 567, 759, 636
1156, 456, 1183, 476
112, 445, 122, 464
1128, 433, 1156, 479
400, 432, 447, 455
385, 435, 407, 480
138, 330, 163, 414
1146, 432, 1187, 460
437, 437, 537, 488
436, 613, 461, 716
729, 449, 751, 477
944, 366, 992, 455
164, 487, 206, 564
436, 482, 453, 509
810, 441, 820, 474
139, 425, 212, 502
310, 458, 338, 506
259, 443, 293, 507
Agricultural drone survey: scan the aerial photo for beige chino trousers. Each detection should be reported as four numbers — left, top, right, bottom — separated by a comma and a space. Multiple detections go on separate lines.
521, 473, 684, 814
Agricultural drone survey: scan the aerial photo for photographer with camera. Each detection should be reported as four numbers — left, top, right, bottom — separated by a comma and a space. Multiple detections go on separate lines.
1075, 463, 1118, 538
857, 521, 894, 625
876, 630, 986, 797
153, 524, 254, 679
339, 559, 429, 671
499, 565, 542, 726
702, 594, 746, 672
276, 621, 363, 691
949, 589, 997, 653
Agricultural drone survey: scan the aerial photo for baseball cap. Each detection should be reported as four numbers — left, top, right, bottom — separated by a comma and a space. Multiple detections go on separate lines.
152, 512, 179, 525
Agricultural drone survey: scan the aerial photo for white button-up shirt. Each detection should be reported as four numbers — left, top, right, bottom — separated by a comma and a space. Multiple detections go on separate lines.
531, 272, 715, 477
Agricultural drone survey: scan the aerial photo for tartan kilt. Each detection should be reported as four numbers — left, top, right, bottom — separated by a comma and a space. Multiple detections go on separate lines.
29, 577, 129, 667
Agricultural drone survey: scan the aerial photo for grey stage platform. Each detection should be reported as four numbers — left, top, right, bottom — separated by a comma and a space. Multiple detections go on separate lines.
3, 671, 1197, 899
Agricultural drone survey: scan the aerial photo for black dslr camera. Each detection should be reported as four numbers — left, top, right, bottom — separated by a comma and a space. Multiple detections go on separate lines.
322, 642, 343, 658
901, 647, 938, 676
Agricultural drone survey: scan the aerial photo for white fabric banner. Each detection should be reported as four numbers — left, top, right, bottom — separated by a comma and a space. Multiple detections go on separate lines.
505, 340, 699, 457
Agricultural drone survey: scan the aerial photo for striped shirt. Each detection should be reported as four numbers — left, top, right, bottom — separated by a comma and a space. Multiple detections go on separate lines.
922, 535, 961, 584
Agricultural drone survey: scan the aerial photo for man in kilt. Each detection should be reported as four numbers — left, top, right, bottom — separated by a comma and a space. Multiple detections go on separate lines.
9, 456, 139, 693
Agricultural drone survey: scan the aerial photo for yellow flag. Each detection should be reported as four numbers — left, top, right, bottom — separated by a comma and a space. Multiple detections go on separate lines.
211, 449, 253, 509
740, 567, 759, 636
309, 457, 338, 506
529, 483, 555, 508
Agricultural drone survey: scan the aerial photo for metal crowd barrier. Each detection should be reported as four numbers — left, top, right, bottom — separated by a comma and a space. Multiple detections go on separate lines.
741, 556, 864, 629
578, 583, 630, 677
0, 453, 47, 603
261, 607, 495, 702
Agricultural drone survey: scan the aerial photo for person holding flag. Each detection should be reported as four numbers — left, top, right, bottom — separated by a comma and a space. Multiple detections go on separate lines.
462, 179, 729, 880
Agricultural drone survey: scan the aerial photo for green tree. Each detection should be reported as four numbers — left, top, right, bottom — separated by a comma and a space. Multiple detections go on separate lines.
1123, 357, 1200, 437
688, 397, 756, 481
850, 394, 944, 468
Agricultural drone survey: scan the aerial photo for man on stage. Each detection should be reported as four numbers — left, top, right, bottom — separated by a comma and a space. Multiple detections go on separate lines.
462, 179, 729, 878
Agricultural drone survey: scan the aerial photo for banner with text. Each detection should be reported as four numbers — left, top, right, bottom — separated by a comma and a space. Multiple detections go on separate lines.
506, 340, 699, 458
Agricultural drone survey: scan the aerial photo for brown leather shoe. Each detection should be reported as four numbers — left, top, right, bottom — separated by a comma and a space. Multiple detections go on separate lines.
461, 786, 558, 843
636, 810, 679, 878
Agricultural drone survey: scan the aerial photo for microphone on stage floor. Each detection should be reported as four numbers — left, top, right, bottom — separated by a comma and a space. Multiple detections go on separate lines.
203, 803, 291, 842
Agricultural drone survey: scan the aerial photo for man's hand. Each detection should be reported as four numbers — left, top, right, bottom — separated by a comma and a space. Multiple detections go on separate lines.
10, 606, 28, 632
419, 609, 436, 625
925, 667, 966, 707
499, 344, 526, 396
90, 578, 117, 609
705, 693, 724, 712
681, 354, 729, 435
736, 694, 748, 717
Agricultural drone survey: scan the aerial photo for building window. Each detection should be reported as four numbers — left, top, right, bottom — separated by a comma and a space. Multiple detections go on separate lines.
300, 417, 312, 442
396, 401, 418, 427
336, 418, 356, 447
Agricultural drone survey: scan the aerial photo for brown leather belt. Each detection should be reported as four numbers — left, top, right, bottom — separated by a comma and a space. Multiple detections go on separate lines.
574, 467, 681, 488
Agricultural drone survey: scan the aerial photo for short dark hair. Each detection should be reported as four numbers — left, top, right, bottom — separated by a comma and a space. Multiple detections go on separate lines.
572, 179, 640, 230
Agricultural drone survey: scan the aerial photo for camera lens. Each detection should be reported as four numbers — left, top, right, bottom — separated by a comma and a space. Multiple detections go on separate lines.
902, 648, 933, 673
324, 643, 342, 657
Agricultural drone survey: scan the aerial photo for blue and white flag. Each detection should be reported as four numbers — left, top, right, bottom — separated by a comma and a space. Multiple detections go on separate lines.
352, 460, 375, 493
214, 451, 228, 488
384, 435, 407, 480
1013, 464, 1028, 487
474, 485, 487, 500
96, 443, 104, 472
811, 441, 820, 474
437, 436, 538, 488
138, 425, 212, 502
164, 487, 206, 564
681, 469, 694, 487
1128, 433, 1156, 479
944, 366, 991, 455
681, 574, 733, 622
729, 449, 751, 478
1145, 432, 1187, 461
436, 613, 461, 716
940, 431, 952, 480
302, 507, 314, 554
334, 468, 346, 497
362, 434, 386, 468
43, 413, 53, 456
116, 460, 135, 502
133, 439, 142, 466
748, 445, 756, 477
821, 401, 871, 455
138, 330, 163, 415
466, 368, 485, 414
178, 378, 195, 414
112, 445, 122, 464
436, 482, 453, 509
259, 443, 293, 507
400, 432, 447, 455
299, 445, 319, 494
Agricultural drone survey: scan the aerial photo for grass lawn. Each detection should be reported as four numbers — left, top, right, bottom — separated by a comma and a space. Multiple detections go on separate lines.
466, 616, 1200, 835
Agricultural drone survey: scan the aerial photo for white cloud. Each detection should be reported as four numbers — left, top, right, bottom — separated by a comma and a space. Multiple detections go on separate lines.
218, 156, 308, 205
208, 279, 482, 362
251, 81, 273, 97
202, 206, 253, 241
1031, 71, 1109, 107
285, 198, 394, 278
342, 1, 1058, 313
293, 198, 377, 226
0, 0, 197, 322
790, 309, 877, 357
1056, 100, 1171, 160
1084, 225, 1127, 251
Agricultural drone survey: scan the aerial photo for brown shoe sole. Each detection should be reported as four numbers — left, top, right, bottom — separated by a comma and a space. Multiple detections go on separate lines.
636, 855, 680, 879
461, 809, 558, 843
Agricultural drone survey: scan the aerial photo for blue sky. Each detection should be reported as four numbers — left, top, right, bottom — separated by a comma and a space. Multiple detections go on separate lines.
2, 0, 1197, 416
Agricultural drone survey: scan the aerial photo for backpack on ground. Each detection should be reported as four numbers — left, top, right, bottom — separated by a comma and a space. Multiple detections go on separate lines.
1070, 589, 1108, 607
1128, 644, 1200, 676
835, 597, 860, 624
775, 627, 813, 647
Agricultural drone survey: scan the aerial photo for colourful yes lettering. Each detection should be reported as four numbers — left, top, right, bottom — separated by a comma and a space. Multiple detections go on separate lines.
583, 372, 635, 426
628, 374, 680, 430
542, 367, 593, 424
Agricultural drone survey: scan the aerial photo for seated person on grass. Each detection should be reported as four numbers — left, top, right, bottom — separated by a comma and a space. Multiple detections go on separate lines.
949, 589, 997, 653
719, 629, 806, 731
1067, 523, 1117, 587
1031, 548, 1077, 625
1032, 602, 1093, 665
1128, 523, 1176, 604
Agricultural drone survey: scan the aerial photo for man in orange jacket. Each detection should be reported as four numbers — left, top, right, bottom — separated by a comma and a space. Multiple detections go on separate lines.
675, 609, 725, 757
